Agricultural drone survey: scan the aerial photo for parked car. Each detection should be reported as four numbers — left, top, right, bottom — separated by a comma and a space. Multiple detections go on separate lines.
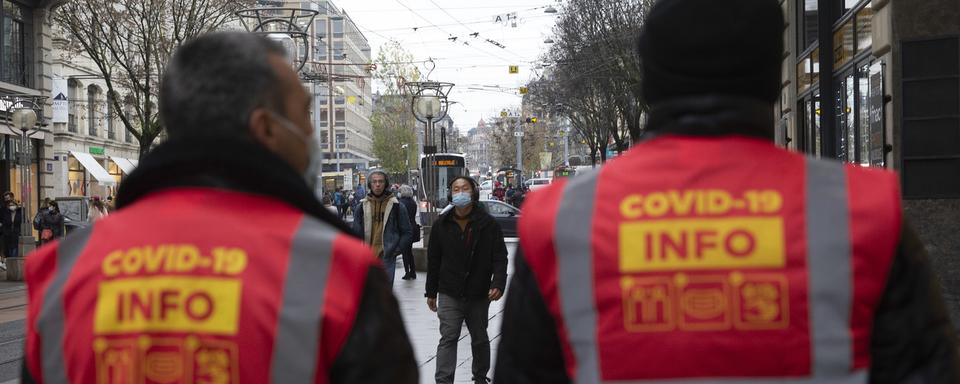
478, 199, 519, 238
524, 178, 552, 191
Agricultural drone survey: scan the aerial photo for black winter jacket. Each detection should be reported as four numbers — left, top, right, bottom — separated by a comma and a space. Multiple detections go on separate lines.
494, 96, 960, 384
426, 204, 508, 299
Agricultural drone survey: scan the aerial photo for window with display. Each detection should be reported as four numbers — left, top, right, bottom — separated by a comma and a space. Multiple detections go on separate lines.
834, 59, 884, 166
68, 157, 86, 197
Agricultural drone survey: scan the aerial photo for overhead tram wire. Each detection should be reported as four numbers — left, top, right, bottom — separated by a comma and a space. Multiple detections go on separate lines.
425, 0, 528, 61
346, 4, 555, 13
392, 0, 526, 64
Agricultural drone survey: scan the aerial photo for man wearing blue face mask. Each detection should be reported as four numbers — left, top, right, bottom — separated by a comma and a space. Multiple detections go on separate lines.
425, 176, 508, 384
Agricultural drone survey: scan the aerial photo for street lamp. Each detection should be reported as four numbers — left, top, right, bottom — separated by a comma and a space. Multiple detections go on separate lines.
405, 80, 454, 229
544, 6, 558, 14
1, 94, 45, 280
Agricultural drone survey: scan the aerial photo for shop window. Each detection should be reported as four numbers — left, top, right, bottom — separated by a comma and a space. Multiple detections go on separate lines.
108, 161, 122, 188
797, 55, 812, 93
68, 157, 85, 197
856, 4, 873, 53
811, 48, 820, 83
833, 20, 854, 68
842, 0, 863, 14
813, 94, 822, 157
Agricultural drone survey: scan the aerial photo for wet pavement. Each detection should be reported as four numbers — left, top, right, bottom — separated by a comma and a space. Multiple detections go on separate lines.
391, 239, 517, 384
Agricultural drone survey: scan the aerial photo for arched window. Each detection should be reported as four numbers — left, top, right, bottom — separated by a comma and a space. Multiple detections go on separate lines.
87, 85, 100, 136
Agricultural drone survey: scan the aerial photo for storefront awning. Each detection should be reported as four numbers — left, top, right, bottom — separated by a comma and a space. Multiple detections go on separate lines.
110, 156, 137, 175
70, 151, 116, 185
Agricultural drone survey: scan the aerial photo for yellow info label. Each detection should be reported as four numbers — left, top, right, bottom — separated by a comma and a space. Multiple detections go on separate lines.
95, 276, 241, 335
620, 217, 785, 272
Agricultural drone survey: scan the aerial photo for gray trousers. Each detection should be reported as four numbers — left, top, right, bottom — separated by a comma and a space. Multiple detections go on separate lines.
435, 293, 491, 383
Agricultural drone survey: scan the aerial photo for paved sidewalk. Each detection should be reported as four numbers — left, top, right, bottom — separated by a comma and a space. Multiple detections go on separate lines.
392, 240, 517, 384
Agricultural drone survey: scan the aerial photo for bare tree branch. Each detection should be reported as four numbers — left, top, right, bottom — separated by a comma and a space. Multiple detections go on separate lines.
54, 0, 253, 159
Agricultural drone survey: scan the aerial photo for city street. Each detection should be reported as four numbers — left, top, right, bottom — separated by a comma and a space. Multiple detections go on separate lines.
394, 239, 517, 384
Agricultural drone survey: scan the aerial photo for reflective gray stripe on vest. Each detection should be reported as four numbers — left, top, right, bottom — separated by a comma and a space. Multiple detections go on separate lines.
271, 217, 337, 383
805, 157, 854, 378
37, 227, 94, 384
554, 170, 603, 384
552, 159, 861, 383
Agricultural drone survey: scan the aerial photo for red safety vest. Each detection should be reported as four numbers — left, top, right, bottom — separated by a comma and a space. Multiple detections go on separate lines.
519, 136, 900, 382
25, 188, 377, 384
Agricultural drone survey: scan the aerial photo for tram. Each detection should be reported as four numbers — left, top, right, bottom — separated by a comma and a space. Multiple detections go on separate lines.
418, 153, 467, 205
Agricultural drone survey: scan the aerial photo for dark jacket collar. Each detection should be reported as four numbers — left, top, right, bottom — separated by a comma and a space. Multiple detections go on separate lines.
440, 203, 493, 228
643, 95, 775, 140
115, 136, 356, 237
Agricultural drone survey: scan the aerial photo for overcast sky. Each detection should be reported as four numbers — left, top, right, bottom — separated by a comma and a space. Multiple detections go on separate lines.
337, 0, 559, 132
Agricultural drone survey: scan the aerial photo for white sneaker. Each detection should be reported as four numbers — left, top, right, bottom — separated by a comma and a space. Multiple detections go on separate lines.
0, 262, 7, 271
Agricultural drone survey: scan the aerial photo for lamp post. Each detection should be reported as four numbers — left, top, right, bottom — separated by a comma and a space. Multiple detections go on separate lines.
1, 94, 45, 280
405, 81, 454, 229
12, 107, 37, 261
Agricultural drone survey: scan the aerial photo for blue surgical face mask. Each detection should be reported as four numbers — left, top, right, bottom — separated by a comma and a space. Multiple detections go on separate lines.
451, 192, 472, 208
269, 112, 321, 189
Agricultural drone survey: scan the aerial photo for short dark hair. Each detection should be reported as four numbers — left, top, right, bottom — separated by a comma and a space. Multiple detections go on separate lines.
160, 32, 289, 140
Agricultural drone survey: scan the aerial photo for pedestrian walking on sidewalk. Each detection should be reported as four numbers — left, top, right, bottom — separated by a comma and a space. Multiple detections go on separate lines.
426, 176, 508, 384
353, 170, 413, 286
398, 185, 420, 280
495, 0, 960, 382
35, 200, 64, 246
0, 194, 22, 268
22, 32, 417, 384
334, 187, 345, 219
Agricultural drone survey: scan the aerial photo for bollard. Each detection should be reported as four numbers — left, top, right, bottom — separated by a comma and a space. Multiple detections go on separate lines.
5, 257, 25, 281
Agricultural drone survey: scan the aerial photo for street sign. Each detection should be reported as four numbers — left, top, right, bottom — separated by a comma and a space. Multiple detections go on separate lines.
500, 110, 508, 118
509, 65, 519, 74
514, 131, 524, 137
519, 86, 528, 94
89, 147, 105, 155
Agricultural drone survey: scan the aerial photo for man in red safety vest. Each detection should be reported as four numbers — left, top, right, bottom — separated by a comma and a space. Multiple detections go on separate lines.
495, 0, 960, 382
23, 32, 417, 383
